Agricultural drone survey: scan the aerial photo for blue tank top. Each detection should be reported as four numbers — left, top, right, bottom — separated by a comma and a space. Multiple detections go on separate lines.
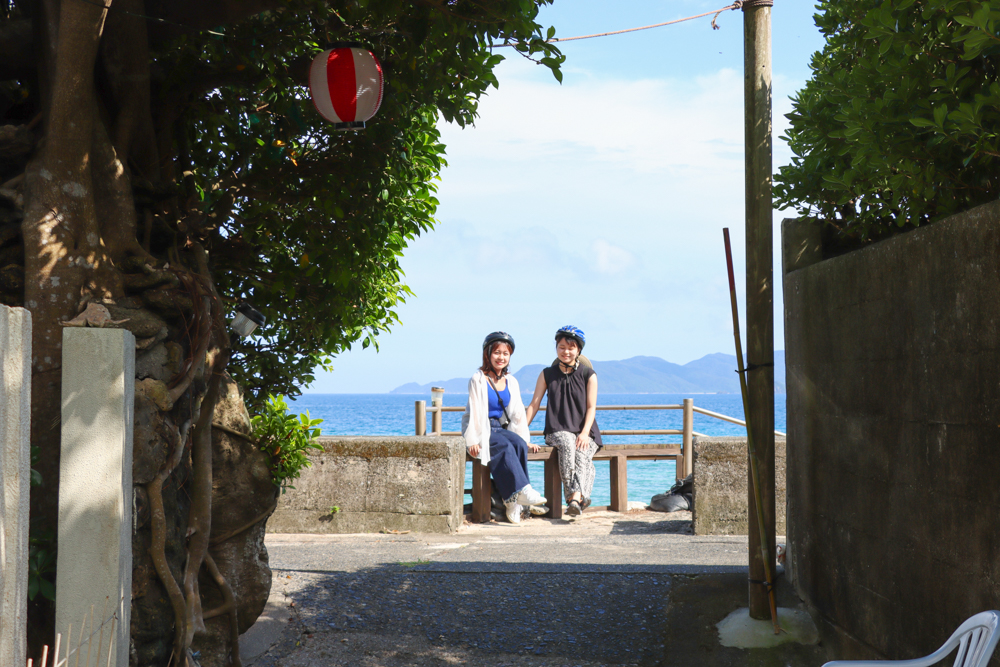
487, 381, 511, 419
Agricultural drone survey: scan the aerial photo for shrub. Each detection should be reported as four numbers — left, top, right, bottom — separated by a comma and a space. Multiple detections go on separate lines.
774, 0, 1000, 242
251, 395, 324, 491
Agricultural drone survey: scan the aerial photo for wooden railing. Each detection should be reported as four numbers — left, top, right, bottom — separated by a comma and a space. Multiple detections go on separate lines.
414, 395, 785, 480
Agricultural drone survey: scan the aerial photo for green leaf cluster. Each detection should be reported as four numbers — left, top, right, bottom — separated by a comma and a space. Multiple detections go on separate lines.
153, 0, 562, 408
774, 0, 1000, 241
28, 530, 56, 601
251, 394, 324, 491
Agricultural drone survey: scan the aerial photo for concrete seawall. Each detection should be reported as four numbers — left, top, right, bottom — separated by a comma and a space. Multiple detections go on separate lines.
267, 436, 466, 534
692, 436, 786, 536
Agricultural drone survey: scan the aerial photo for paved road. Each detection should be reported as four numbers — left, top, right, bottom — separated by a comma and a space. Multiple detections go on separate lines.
264, 512, 750, 574
242, 511, 823, 667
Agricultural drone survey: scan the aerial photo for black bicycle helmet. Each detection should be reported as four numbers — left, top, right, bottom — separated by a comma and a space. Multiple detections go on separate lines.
483, 331, 515, 353
554, 325, 585, 351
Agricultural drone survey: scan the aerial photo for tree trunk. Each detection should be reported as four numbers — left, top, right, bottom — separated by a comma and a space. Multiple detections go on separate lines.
22, 0, 120, 527
6, 2, 274, 663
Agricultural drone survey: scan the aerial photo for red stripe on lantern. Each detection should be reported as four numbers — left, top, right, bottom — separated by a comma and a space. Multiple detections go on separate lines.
326, 49, 358, 122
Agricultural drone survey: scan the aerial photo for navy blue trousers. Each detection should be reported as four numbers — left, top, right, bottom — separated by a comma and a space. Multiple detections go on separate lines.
488, 418, 531, 502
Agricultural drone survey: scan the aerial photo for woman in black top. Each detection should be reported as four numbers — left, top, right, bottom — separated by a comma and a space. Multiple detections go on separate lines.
525, 326, 601, 516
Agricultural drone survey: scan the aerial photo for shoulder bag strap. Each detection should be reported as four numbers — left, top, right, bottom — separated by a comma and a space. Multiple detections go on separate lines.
485, 376, 512, 424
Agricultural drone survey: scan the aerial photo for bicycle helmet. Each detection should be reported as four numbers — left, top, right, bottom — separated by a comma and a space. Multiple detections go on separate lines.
554, 325, 585, 351
483, 331, 515, 354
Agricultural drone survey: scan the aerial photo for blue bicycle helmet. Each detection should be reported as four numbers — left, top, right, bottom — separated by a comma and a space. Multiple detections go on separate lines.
555, 325, 585, 351
483, 331, 515, 353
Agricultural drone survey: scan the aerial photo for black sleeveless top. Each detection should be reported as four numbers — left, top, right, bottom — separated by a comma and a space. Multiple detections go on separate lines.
543, 364, 602, 447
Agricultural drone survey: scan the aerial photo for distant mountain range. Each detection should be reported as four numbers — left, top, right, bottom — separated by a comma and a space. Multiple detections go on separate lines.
390, 352, 785, 395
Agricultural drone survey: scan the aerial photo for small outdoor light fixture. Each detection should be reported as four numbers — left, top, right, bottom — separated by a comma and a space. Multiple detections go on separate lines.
431, 387, 445, 406
230, 301, 266, 338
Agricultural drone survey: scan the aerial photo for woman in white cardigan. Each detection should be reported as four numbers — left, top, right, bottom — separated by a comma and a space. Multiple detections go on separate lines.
462, 331, 546, 523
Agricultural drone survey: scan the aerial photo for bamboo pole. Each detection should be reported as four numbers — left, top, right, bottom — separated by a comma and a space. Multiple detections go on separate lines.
743, 0, 776, 623
725, 228, 780, 634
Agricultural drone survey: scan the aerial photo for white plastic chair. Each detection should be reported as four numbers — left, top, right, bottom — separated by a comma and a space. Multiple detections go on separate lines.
823, 611, 1000, 667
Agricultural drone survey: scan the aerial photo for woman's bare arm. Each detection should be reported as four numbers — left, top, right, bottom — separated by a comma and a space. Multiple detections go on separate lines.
524, 371, 548, 425
576, 373, 599, 449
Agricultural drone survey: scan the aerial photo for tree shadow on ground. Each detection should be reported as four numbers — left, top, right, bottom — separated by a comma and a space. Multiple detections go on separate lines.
251, 564, 831, 667
253, 562, 676, 666
610, 518, 693, 535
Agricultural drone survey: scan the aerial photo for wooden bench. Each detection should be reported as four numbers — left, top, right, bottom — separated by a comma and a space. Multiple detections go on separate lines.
466, 444, 681, 522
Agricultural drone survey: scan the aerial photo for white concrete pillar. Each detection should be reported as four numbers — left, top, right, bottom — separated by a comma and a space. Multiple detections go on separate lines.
0, 305, 31, 667
57, 328, 134, 667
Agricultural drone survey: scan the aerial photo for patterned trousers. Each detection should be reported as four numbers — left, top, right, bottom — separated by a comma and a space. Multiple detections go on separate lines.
545, 431, 599, 501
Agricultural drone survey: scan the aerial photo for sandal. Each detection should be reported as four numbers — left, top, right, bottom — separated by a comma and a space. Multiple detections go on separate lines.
580, 497, 592, 511
566, 499, 582, 516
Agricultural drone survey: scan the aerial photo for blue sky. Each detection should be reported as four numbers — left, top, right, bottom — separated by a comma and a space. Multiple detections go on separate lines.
305, 1, 826, 393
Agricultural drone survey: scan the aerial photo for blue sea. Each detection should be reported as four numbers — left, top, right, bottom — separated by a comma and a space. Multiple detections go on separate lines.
288, 393, 787, 507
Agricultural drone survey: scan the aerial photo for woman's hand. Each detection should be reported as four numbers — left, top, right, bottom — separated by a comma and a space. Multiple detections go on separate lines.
528, 443, 540, 453
468, 444, 481, 458
575, 433, 590, 450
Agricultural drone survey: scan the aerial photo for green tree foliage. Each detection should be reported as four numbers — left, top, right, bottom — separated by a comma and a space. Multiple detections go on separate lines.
251, 395, 324, 490
27, 530, 56, 602
156, 0, 563, 407
774, 0, 1000, 241
2, 3, 562, 659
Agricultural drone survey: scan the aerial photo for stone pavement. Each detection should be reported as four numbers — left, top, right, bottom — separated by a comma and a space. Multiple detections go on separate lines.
241, 509, 831, 666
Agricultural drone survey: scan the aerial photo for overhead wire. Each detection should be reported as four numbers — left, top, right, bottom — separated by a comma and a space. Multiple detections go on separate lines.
491, 2, 746, 48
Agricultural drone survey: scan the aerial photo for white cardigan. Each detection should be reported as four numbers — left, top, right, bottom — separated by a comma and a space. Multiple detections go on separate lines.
461, 370, 531, 466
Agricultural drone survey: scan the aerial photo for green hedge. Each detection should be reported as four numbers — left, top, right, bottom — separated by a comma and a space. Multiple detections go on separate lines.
774, 0, 1000, 241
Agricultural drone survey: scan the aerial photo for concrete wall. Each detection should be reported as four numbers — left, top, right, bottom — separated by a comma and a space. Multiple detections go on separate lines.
691, 436, 786, 536
268, 436, 466, 534
57, 328, 134, 667
0, 305, 30, 667
783, 200, 1000, 662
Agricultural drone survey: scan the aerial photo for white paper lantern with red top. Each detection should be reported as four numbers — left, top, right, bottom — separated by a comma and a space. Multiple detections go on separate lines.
309, 45, 384, 130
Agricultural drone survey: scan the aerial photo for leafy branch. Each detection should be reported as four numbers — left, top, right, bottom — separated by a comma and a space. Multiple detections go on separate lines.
774, 0, 1000, 241
250, 395, 324, 491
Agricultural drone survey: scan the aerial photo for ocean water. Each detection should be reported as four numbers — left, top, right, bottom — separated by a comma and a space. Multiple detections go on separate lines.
289, 393, 787, 507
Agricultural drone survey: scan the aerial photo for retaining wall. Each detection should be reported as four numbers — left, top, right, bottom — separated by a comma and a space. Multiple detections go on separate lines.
783, 200, 1000, 662
267, 436, 466, 534
692, 436, 786, 536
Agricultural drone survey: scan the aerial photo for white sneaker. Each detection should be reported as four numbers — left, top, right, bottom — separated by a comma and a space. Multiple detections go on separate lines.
515, 485, 546, 507
505, 501, 523, 524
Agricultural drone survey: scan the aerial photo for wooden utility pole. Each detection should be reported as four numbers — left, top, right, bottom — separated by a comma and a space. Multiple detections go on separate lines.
743, 0, 775, 620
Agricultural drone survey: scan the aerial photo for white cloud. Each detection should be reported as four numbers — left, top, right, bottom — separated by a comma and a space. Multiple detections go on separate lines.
440, 60, 745, 189
593, 239, 634, 274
